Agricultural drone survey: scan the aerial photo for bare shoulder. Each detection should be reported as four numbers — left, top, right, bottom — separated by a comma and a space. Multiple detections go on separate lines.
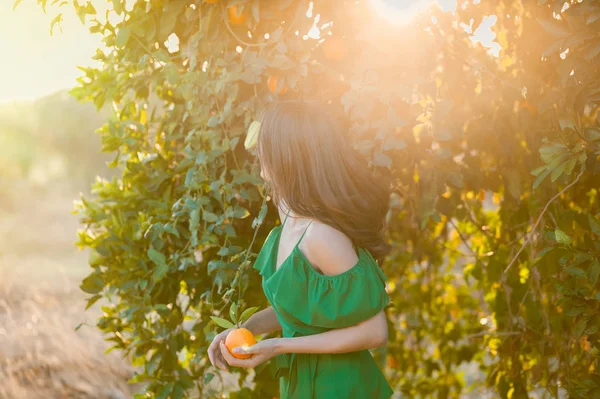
300, 221, 359, 276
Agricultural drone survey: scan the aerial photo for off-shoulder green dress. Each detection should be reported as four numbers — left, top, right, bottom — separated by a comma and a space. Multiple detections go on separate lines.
252, 216, 394, 399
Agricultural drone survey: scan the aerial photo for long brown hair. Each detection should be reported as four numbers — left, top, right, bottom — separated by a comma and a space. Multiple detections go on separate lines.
256, 101, 391, 263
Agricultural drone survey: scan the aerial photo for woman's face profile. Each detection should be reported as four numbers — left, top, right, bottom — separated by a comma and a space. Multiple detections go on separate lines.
257, 147, 271, 183
260, 163, 271, 183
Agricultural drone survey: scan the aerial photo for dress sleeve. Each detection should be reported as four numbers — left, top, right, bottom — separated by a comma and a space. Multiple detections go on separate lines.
267, 248, 390, 329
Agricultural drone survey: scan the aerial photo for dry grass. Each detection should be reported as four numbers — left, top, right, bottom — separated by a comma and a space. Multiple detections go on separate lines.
0, 179, 141, 399
0, 269, 142, 399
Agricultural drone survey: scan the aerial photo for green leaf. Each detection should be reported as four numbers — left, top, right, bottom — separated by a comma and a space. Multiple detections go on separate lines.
534, 247, 553, 264
563, 158, 577, 176
50, 13, 63, 35
204, 211, 219, 223
573, 319, 587, 339
208, 260, 227, 274
585, 127, 600, 141
585, 324, 599, 335
238, 306, 260, 325
148, 246, 166, 265
156, 383, 173, 399
112, 0, 123, 14
383, 138, 407, 151
116, 27, 130, 48
89, 249, 105, 266
232, 206, 250, 219
252, 201, 268, 229
533, 168, 551, 189
75, 1, 96, 24
148, 247, 169, 282
210, 316, 234, 329
80, 274, 105, 294
531, 165, 547, 177
571, 252, 593, 268
588, 259, 600, 286
207, 115, 220, 127
166, 64, 180, 85
153, 262, 169, 282
230, 302, 238, 324
559, 116, 575, 131
589, 215, 600, 236
550, 160, 568, 182
204, 372, 215, 384
585, 42, 600, 60
555, 229, 572, 245
537, 17, 569, 38
565, 266, 586, 278
85, 294, 102, 310
154, 304, 169, 312
545, 151, 571, 169
154, 48, 170, 62
542, 39, 564, 57
373, 153, 392, 168
159, 7, 179, 39
172, 382, 185, 398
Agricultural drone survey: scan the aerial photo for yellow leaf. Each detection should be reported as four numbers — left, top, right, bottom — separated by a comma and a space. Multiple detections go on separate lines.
245, 120, 260, 149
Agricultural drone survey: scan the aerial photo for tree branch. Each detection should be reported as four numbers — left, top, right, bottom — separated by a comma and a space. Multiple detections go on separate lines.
504, 169, 585, 275
221, 3, 266, 48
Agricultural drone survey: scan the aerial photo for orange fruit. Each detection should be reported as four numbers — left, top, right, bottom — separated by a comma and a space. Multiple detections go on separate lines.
519, 100, 537, 116
323, 36, 346, 61
386, 354, 399, 368
225, 328, 256, 359
267, 75, 287, 94
228, 6, 245, 25
204, 0, 218, 3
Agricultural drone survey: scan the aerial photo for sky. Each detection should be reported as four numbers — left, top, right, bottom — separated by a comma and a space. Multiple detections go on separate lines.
0, 1, 102, 104
0, 0, 465, 104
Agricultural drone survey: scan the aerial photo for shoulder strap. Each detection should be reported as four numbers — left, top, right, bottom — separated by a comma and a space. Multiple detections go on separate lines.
282, 213, 289, 226
297, 219, 313, 246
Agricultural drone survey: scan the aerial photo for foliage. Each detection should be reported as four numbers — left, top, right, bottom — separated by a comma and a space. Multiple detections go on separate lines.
25, 0, 600, 397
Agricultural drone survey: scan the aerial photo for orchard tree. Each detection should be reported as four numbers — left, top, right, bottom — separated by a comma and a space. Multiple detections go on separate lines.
20, 0, 600, 397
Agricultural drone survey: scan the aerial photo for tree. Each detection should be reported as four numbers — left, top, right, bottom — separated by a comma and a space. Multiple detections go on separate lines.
25, 0, 600, 397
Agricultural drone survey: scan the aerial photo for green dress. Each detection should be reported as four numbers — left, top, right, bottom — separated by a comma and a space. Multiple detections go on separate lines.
252, 216, 394, 399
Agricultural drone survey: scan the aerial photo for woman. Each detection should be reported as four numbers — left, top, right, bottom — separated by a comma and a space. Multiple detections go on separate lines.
207, 101, 394, 398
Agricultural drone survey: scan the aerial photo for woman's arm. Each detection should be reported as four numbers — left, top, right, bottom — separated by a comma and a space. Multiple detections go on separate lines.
276, 310, 387, 354
221, 310, 388, 367
241, 306, 282, 336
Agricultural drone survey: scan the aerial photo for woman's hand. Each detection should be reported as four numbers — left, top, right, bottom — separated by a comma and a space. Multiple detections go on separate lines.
208, 327, 233, 372
219, 338, 282, 369
208, 307, 283, 371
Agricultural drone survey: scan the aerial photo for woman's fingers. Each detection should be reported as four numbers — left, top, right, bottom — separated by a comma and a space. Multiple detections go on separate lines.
232, 343, 258, 355
220, 341, 255, 368
208, 341, 216, 365
208, 336, 228, 371
215, 350, 229, 371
